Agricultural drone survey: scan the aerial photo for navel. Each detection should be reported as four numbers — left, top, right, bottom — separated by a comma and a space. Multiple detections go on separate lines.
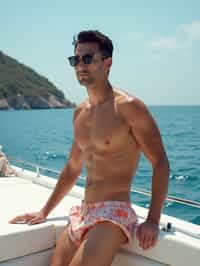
105, 139, 110, 145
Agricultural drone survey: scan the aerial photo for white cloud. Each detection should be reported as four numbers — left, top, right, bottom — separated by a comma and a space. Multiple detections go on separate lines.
147, 20, 200, 50
178, 21, 200, 46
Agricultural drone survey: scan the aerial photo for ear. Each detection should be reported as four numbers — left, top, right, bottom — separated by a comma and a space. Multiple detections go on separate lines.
104, 57, 112, 70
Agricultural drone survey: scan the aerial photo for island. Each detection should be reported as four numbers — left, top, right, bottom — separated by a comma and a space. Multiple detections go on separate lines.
0, 51, 76, 110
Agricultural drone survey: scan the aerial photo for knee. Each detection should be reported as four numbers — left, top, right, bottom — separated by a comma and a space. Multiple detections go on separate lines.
50, 254, 65, 266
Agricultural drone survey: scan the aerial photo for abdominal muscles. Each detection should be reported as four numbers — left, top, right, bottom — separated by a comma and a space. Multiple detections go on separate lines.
84, 142, 140, 202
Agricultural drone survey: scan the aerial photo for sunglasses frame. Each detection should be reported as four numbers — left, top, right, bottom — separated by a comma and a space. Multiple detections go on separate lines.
68, 53, 95, 67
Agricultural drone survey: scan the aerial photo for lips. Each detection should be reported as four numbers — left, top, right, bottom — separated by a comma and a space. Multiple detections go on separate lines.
79, 73, 89, 78
79, 72, 89, 75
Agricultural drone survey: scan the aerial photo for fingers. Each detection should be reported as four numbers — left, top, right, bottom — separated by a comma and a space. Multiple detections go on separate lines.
9, 211, 46, 225
142, 234, 154, 250
136, 223, 158, 250
151, 233, 158, 247
9, 213, 33, 224
27, 217, 45, 225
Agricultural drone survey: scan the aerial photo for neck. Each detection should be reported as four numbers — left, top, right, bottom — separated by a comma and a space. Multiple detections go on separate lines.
86, 80, 114, 107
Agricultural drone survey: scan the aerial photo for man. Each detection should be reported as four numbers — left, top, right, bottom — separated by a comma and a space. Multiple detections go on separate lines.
10, 30, 169, 266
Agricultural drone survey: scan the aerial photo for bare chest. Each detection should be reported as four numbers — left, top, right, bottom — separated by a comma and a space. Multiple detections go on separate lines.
74, 104, 130, 153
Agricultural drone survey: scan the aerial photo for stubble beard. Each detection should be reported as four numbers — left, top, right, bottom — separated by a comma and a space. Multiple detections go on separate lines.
78, 75, 94, 86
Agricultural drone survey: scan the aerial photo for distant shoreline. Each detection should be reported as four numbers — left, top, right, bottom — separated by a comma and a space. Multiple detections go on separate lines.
0, 106, 76, 111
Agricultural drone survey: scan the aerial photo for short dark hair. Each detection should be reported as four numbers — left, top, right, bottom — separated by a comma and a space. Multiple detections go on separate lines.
73, 30, 113, 58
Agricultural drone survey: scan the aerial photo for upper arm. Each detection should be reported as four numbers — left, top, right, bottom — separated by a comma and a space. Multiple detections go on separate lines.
66, 104, 85, 175
67, 140, 84, 176
119, 97, 168, 166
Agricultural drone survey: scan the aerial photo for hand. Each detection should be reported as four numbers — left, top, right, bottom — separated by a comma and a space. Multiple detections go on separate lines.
9, 210, 47, 225
136, 220, 159, 250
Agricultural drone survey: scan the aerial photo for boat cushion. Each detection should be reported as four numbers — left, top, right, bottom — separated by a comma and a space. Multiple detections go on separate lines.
0, 176, 80, 262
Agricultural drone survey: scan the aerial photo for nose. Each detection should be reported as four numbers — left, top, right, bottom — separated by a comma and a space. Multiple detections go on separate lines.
76, 59, 88, 71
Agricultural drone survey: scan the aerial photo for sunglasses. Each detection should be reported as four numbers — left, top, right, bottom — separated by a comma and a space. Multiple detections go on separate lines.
68, 53, 95, 67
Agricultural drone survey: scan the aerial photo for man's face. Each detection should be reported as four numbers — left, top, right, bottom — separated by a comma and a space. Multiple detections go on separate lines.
74, 42, 111, 86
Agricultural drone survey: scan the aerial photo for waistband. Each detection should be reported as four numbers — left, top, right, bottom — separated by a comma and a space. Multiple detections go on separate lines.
81, 200, 132, 209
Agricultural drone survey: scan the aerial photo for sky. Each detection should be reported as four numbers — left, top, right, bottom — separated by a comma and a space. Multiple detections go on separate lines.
1, 0, 200, 105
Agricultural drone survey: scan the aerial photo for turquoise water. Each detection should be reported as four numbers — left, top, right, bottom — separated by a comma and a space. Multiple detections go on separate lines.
1, 106, 200, 225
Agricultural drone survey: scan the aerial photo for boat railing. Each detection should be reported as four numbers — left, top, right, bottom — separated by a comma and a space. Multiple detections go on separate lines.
9, 157, 200, 209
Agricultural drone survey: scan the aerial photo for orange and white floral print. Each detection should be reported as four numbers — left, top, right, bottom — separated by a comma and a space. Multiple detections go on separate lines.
68, 201, 138, 246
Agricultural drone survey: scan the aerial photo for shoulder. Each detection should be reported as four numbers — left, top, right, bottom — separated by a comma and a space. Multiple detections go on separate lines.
115, 90, 159, 137
73, 99, 88, 123
115, 89, 150, 122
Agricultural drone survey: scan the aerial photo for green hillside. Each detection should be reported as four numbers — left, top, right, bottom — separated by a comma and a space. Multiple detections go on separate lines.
0, 51, 75, 109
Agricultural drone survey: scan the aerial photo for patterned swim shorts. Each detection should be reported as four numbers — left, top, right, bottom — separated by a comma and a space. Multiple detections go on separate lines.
68, 200, 138, 246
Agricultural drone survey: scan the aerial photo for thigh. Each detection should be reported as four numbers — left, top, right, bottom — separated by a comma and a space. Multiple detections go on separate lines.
51, 223, 78, 266
69, 221, 127, 266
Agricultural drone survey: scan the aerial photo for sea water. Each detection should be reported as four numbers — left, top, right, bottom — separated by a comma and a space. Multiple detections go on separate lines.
1, 106, 200, 225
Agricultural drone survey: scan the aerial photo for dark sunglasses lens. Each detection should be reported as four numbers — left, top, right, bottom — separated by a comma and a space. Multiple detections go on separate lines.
68, 56, 79, 67
82, 54, 93, 64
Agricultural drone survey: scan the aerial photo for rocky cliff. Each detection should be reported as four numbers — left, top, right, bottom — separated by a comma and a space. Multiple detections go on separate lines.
0, 51, 75, 110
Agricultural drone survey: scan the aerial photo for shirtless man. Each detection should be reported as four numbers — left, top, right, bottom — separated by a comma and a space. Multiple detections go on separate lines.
10, 30, 170, 266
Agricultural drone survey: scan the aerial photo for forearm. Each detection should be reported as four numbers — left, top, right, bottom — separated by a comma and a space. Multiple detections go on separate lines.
147, 159, 170, 224
41, 165, 79, 217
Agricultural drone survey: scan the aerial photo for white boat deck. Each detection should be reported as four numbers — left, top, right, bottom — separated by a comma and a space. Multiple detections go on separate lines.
1, 166, 200, 266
